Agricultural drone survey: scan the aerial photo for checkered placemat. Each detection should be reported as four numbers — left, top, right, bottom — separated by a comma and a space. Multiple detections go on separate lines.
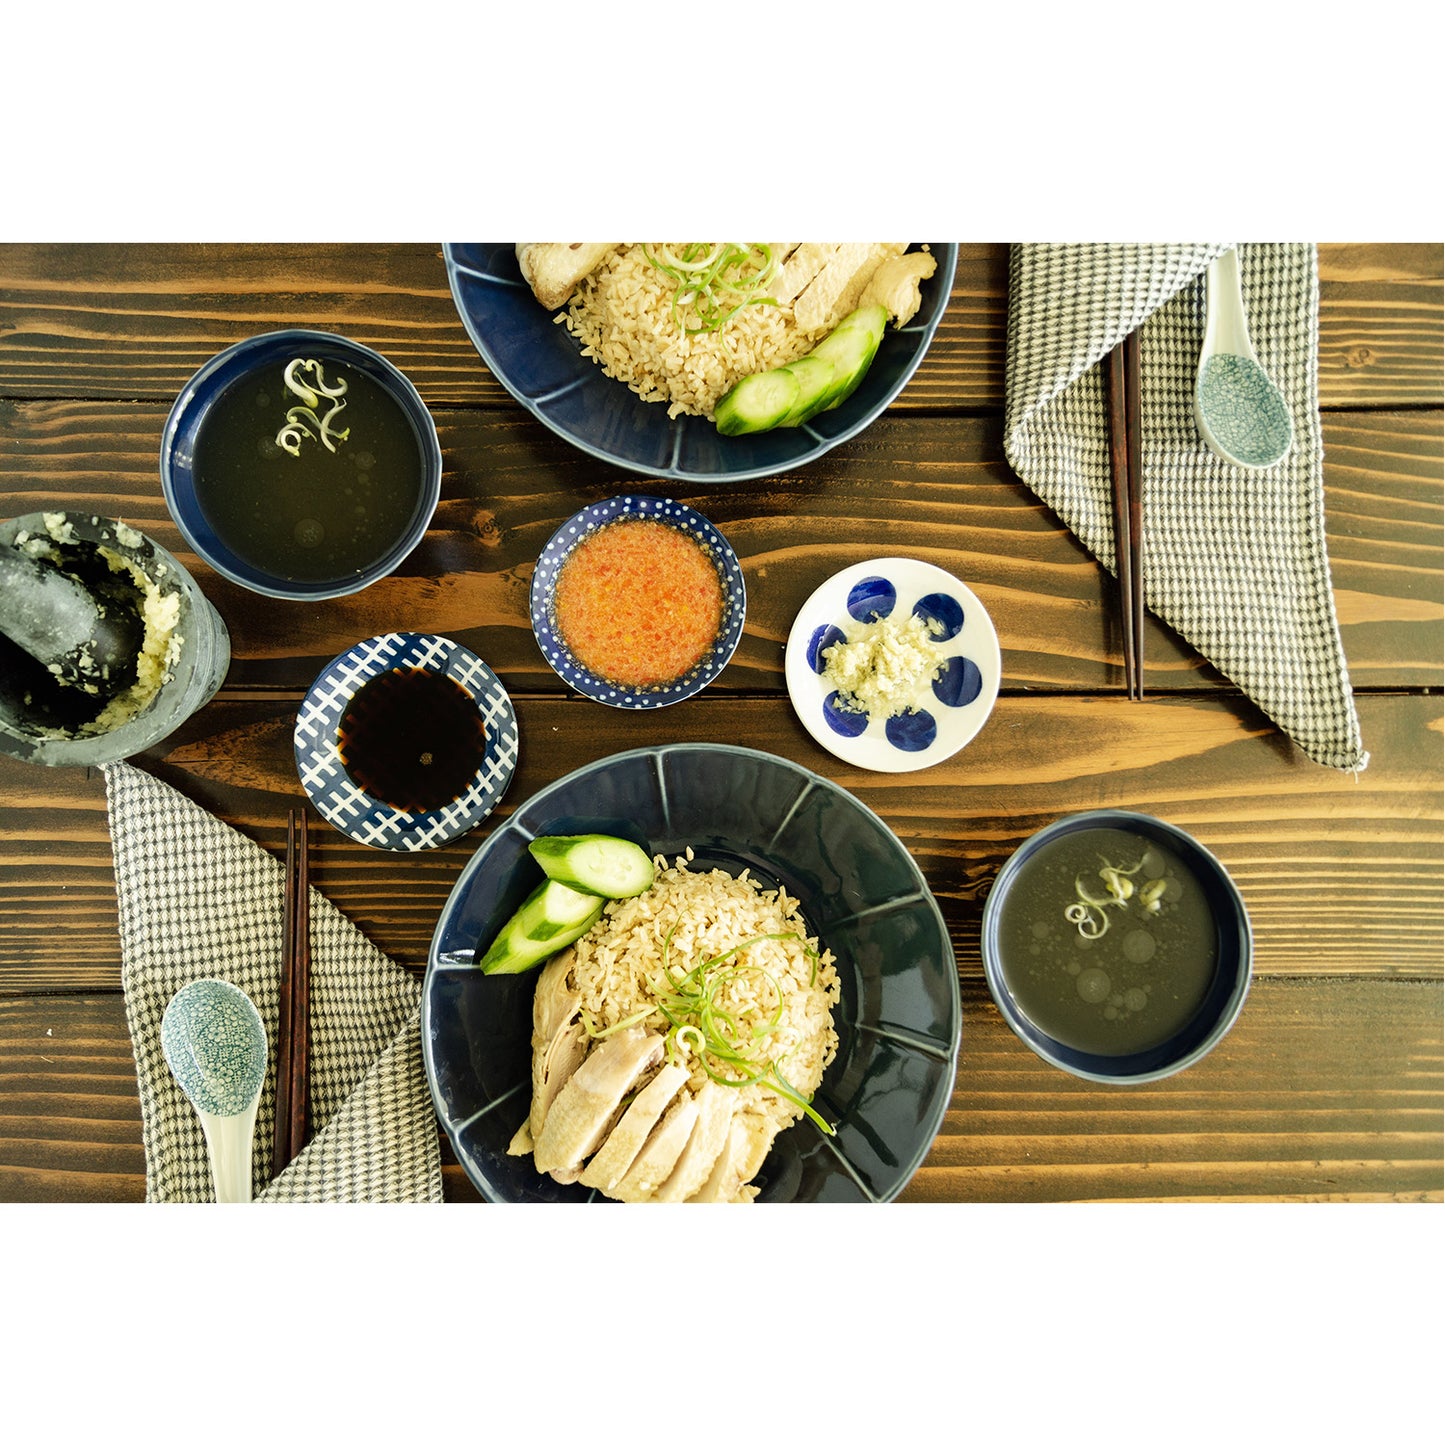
103, 761, 443, 1203
1003, 242, 1367, 772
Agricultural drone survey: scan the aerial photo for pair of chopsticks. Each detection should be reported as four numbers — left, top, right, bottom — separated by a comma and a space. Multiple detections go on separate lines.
272, 807, 311, 1173
1106, 330, 1145, 700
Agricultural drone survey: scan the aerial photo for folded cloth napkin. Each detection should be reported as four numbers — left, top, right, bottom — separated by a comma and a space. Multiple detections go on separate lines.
1003, 242, 1367, 772
103, 760, 443, 1203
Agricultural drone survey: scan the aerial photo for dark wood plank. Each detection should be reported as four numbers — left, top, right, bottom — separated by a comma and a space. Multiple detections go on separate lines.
3, 979, 1437, 1204
902, 978, 1444, 1203
1, 402, 1438, 693
0, 993, 146, 1202
1, 243, 1439, 411
1318, 243, 1445, 409
2, 691, 1438, 992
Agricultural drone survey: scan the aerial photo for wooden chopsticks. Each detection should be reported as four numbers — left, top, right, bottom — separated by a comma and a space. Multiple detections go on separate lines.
272, 807, 311, 1174
1107, 329, 1146, 700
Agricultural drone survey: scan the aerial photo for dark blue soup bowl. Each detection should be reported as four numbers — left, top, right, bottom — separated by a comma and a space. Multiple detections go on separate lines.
160, 329, 442, 600
423, 743, 961, 1202
443, 243, 958, 483
981, 810, 1253, 1084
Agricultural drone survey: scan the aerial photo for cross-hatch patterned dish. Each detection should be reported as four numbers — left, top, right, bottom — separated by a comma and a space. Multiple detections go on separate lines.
294, 631, 517, 851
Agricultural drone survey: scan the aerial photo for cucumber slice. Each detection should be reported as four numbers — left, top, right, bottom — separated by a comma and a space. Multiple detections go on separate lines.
778, 354, 836, 426
714, 367, 800, 436
528, 833, 656, 898
479, 878, 605, 975
811, 304, 888, 411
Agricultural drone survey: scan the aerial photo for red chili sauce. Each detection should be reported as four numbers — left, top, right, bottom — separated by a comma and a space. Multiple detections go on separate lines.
552, 519, 725, 689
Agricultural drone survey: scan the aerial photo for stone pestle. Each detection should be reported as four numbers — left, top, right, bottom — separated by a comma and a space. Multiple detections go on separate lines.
0, 548, 145, 696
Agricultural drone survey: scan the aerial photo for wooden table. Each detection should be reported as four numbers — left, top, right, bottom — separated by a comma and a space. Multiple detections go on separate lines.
1, 242, 1440, 1205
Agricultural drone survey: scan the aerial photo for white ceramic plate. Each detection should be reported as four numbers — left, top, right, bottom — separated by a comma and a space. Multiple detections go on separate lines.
784, 558, 1001, 773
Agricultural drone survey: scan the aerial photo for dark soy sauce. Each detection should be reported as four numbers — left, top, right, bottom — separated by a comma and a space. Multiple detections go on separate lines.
191, 362, 424, 585
337, 668, 486, 812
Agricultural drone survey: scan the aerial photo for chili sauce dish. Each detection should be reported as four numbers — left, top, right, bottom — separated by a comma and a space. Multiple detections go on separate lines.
530, 495, 746, 709
294, 632, 518, 851
981, 810, 1252, 1083
783, 557, 1001, 773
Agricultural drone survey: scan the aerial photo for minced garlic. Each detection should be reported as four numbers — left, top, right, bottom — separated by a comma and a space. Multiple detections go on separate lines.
23, 515, 185, 737
820, 611, 948, 722
79, 545, 183, 735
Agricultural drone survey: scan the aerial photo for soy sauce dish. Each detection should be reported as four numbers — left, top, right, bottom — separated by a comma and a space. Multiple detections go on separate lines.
981, 811, 1252, 1083
294, 632, 518, 851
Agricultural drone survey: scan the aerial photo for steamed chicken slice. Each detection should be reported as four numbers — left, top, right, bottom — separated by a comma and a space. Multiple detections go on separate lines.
507, 948, 588, 1155
767, 243, 843, 307
793, 243, 906, 333
516, 243, 620, 310
529, 950, 588, 1134
654, 1082, 737, 1202
726, 1112, 780, 1203
578, 1061, 689, 1194
532, 1027, 664, 1180
690, 1110, 780, 1203
860, 249, 938, 328
609, 1093, 700, 1202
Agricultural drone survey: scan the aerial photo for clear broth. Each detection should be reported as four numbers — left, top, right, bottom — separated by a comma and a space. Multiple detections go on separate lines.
191, 362, 424, 585
995, 826, 1217, 1056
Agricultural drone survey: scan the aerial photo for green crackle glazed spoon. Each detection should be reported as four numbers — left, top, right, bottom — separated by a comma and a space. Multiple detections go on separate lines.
1194, 247, 1293, 469
161, 978, 268, 1203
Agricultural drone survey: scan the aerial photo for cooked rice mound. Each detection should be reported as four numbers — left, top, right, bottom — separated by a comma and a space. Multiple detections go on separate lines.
516, 852, 841, 1202
576, 853, 840, 1126
558, 245, 827, 420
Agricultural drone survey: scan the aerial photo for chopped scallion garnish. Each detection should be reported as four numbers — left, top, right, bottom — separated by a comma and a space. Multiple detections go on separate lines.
643, 243, 780, 335
275, 357, 351, 457
638, 927, 834, 1135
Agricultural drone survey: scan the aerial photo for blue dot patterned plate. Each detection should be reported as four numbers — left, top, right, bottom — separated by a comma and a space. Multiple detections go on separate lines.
530, 494, 746, 709
784, 558, 1001, 773
294, 631, 518, 851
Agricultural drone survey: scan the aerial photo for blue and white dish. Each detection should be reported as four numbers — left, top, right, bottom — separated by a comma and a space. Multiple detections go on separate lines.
423, 743, 960, 1203
981, 810, 1253, 1084
160, 329, 442, 601
784, 557, 1001, 773
443, 243, 957, 484
530, 494, 746, 710
294, 632, 518, 851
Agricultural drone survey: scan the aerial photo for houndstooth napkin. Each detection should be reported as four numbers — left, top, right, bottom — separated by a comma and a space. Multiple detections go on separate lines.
103, 760, 444, 1203
1003, 242, 1367, 772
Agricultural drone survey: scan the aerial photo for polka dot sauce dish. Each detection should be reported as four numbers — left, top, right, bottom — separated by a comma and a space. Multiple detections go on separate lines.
294, 632, 518, 851
530, 494, 747, 710
784, 557, 1001, 773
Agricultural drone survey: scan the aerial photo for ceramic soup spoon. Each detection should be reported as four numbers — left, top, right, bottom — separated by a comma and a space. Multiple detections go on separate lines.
161, 978, 268, 1202
1194, 247, 1293, 469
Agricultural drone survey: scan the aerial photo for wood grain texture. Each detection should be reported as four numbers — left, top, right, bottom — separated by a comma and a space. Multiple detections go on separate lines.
2, 980, 1437, 1204
0, 403, 1437, 692
1, 243, 1439, 410
904, 979, 1444, 1204
2, 691, 1438, 991
1, 242, 1438, 1207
